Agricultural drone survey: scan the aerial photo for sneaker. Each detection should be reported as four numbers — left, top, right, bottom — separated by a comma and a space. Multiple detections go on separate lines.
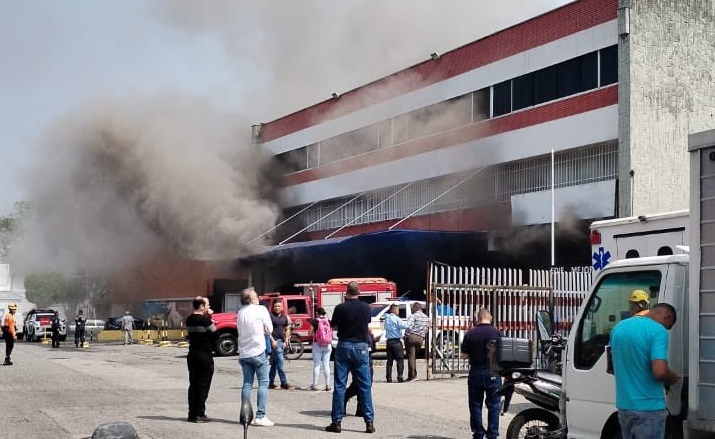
325, 422, 342, 433
187, 417, 208, 423
365, 422, 375, 434
252, 416, 275, 427
197, 415, 212, 422
307, 384, 319, 391
325, 386, 331, 392
2, 360, 12, 366
268, 384, 278, 389
281, 384, 295, 390
397, 378, 404, 383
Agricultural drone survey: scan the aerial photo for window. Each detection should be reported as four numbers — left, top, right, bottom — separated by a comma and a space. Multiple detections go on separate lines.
573, 270, 662, 369
286, 299, 308, 315
393, 115, 408, 144
600, 45, 618, 86
276, 147, 308, 173
556, 52, 597, 98
657, 246, 674, 256
378, 120, 392, 148
473, 88, 490, 120
493, 80, 512, 116
534, 65, 558, 104
512, 73, 534, 111
407, 94, 471, 140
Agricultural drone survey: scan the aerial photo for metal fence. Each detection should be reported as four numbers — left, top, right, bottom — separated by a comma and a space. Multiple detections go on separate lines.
426, 263, 590, 377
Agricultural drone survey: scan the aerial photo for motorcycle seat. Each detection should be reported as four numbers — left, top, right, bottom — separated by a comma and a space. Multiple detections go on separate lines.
535, 370, 562, 385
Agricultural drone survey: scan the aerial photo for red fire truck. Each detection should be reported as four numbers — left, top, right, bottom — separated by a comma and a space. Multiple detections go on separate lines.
211, 277, 397, 356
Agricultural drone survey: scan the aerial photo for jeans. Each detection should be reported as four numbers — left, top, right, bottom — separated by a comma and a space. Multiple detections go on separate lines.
468, 368, 502, 439
618, 409, 667, 439
312, 342, 332, 387
332, 341, 374, 423
240, 352, 270, 418
187, 350, 214, 418
269, 339, 289, 386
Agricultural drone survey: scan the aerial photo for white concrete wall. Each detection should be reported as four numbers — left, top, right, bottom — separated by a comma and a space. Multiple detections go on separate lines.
619, 0, 715, 216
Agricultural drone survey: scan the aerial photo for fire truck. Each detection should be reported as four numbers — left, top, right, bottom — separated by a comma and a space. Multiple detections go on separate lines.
211, 277, 397, 356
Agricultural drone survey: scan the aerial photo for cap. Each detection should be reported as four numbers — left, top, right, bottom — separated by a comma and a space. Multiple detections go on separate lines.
628, 289, 649, 303
7, 303, 17, 310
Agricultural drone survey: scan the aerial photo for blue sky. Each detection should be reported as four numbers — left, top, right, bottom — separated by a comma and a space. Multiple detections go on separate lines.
0, 0, 570, 215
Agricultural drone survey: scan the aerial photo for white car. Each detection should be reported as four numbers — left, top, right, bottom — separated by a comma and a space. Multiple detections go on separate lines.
68, 319, 105, 337
368, 300, 425, 351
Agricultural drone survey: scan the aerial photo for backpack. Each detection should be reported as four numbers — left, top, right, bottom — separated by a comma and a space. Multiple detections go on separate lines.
315, 317, 332, 346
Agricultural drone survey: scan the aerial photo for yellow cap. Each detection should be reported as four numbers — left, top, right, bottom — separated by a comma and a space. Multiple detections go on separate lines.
7, 303, 17, 310
628, 290, 649, 303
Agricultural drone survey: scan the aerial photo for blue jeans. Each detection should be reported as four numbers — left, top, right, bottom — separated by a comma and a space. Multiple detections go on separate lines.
240, 352, 269, 418
468, 368, 502, 439
618, 409, 667, 439
269, 339, 288, 386
312, 342, 332, 387
332, 341, 374, 423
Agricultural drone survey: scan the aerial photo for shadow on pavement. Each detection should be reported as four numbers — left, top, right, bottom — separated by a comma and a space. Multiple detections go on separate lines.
137, 415, 239, 425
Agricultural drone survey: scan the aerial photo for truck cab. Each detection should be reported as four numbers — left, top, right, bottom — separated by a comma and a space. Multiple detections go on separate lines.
563, 255, 689, 438
259, 293, 313, 343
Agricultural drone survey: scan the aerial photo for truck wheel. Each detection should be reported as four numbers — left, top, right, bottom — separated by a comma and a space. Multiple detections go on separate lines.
215, 333, 238, 356
506, 408, 560, 439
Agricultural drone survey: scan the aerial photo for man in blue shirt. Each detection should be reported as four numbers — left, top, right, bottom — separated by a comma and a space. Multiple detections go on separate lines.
384, 304, 408, 383
611, 302, 680, 439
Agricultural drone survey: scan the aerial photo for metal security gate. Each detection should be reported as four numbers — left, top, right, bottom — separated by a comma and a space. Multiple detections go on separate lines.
426, 263, 589, 377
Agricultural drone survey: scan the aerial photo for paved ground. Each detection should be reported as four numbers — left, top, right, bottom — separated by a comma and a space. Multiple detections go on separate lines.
0, 341, 534, 438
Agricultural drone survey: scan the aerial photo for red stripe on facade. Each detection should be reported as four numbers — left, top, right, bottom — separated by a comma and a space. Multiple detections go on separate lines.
284, 85, 618, 187
261, 0, 617, 142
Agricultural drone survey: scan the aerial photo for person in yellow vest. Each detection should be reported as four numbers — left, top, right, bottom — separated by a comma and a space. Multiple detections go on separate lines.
2, 303, 18, 365
628, 289, 650, 317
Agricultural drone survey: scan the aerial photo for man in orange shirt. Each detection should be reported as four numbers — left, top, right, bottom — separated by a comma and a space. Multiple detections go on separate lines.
2, 303, 18, 366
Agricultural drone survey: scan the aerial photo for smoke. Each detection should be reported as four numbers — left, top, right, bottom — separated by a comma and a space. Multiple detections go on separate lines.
12, 94, 281, 274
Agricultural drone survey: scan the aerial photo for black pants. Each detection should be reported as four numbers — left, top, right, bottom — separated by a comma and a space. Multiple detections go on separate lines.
3, 334, 13, 361
75, 329, 86, 346
345, 355, 373, 413
187, 350, 214, 418
51, 330, 60, 348
385, 338, 405, 381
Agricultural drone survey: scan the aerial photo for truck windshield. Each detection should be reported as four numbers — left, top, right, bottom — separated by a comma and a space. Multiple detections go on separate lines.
573, 270, 662, 369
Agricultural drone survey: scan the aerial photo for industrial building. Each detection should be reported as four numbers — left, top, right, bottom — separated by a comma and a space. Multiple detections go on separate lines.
246, 0, 714, 292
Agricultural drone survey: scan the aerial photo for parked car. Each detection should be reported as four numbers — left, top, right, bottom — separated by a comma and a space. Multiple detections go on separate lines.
24, 309, 66, 342
103, 316, 147, 330
0, 309, 24, 340
68, 319, 105, 336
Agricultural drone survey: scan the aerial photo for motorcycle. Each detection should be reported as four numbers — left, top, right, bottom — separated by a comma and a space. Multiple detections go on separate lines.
497, 311, 566, 439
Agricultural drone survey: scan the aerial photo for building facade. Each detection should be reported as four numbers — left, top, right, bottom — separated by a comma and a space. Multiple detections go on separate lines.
255, 0, 715, 251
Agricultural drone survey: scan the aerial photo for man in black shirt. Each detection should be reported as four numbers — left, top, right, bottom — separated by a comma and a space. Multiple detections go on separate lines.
325, 281, 375, 434
461, 308, 502, 439
186, 296, 216, 423
74, 309, 87, 348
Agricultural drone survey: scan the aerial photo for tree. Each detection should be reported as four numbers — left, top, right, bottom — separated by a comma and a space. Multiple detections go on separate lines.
0, 201, 27, 263
24, 272, 70, 308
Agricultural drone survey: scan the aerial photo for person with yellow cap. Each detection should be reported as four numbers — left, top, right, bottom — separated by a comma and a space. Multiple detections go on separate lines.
628, 290, 650, 317
2, 303, 18, 365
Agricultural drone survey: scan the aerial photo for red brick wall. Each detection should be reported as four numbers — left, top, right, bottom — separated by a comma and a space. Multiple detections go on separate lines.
261, 0, 617, 141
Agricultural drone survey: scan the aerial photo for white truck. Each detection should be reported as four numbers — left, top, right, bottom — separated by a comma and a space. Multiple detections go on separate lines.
562, 128, 715, 438
590, 209, 689, 272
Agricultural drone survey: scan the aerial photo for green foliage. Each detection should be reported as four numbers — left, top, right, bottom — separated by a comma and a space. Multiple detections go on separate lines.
25, 272, 70, 308
0, 201, 27, 262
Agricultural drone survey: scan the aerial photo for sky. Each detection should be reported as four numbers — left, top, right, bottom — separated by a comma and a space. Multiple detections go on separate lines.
0, 0, 571, 273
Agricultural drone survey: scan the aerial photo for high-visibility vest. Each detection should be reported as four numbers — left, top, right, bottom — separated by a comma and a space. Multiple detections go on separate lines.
2, 313, 16, 337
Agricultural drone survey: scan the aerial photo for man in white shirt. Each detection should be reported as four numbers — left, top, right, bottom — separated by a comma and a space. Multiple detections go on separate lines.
237, 288, 274, 426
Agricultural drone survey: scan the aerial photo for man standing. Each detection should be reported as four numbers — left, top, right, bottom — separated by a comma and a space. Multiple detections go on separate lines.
461, 308, 502, 439
404, 302, 429, 381
2, 303, 18, 365
611, 303, 679, 438
51, 310, 62, 348
75, 309, 87, 348
268, 301, 295, 390
121, 311, 134, 345
237, 288, 274, 427
384, 304, 407, 383
326, 281, 375, 434
186, 296, 216, 423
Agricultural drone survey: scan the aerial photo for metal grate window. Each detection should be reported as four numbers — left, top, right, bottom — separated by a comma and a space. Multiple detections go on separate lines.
295, 142, 617, 232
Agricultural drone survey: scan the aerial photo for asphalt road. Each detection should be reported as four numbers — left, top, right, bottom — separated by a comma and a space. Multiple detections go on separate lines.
0, 341, 534, 438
